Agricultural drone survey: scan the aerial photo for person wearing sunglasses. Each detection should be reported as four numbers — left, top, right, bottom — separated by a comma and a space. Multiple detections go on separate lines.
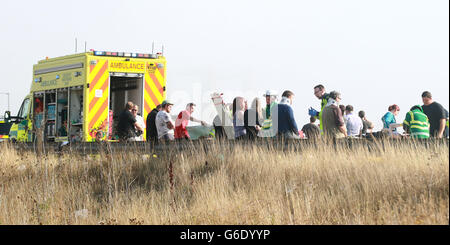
131, 104, 146, 141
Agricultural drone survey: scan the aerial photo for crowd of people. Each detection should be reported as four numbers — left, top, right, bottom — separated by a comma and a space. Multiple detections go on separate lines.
116, 85, 449, 142
307, 86, 448, 139
117, 100, 207, 142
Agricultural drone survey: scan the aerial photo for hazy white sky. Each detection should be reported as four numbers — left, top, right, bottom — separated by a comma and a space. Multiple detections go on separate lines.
0, 0, 448, 130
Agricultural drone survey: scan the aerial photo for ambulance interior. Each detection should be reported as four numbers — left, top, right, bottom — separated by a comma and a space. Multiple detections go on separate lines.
33, 87, 83, 142
68, 88, 83, 141
31, 74, 144, 142
109, 74, 143, 139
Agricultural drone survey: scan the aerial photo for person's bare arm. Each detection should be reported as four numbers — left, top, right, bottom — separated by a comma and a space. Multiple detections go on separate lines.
167, 121, 174, 130
189, 116, 200, 123
338, 125, 347, 137
403, 123, 410, 134
438, 119, 446, 138
134, 122, 143, 132
190, 116, 206, 125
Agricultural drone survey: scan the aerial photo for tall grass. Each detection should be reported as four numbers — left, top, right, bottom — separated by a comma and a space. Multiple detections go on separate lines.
0, 140, 448, 225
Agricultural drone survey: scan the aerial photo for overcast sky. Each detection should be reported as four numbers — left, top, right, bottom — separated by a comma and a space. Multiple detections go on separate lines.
0, 0, 448, 130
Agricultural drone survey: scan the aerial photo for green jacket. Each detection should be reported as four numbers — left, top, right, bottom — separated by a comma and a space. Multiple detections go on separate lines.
317, 93, 330, 133
403, 105, 430, 139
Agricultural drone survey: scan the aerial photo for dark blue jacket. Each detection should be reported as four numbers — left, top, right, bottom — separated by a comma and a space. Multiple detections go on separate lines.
277, 104, 299, 135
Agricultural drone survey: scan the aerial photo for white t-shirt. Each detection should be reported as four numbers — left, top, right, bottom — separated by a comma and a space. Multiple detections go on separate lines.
155, 110, 174, 138
134, 115, 146, 141
344, 113, 363, 137
136, 115, 145, 130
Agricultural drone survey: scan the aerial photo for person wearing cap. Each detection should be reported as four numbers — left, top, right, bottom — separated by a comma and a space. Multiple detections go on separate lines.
309, 84, 331, 134
263, 90, 278, 118
260, 90, 278, 136
403, 105, 430, 139
155, 100, 175, 141
146, 104, 162, 142
174, 103, 207, 140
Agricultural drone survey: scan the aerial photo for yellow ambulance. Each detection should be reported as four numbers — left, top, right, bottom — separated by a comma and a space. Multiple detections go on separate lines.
6, 50, 166, 142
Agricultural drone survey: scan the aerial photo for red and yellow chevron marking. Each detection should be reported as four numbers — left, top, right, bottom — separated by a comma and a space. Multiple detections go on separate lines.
143, 63, 166, 139
144, 63, 165, 115
88, 60, 110, 141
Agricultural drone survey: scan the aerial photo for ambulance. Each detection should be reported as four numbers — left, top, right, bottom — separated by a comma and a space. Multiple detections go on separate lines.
0, 113, 12, 141
5, 50, 166, 142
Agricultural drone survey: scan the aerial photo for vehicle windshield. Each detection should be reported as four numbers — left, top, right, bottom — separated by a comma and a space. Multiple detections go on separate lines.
17, 98, 31, 119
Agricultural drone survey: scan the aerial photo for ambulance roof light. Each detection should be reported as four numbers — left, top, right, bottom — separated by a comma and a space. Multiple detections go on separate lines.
93, 50, 153, 58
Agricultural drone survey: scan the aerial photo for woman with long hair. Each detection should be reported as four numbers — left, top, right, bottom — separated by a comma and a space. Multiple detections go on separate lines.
244, 97, 263, 140
232, 97, 247, 140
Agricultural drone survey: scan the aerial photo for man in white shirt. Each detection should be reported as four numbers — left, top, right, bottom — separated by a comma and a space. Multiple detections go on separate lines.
155, 100, 175, 141
344, 105, 363, 137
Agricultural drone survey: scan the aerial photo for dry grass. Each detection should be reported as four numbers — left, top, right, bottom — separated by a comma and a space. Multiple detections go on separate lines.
0, 140, 448, 225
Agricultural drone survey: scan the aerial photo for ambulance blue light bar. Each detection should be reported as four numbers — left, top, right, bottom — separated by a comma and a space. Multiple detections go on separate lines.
92, 50, 157, 58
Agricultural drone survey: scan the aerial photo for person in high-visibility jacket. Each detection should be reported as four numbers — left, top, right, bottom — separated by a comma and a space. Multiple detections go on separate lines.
261, 90, 278, 133
403, 105, 430, 139
309, 84, 330, 134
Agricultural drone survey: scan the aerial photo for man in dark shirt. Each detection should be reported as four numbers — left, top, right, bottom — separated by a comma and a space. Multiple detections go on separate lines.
421, 91, 446, 138
301, 116, 320, 139
146, 104, 162, 142
117, 102, 143, 141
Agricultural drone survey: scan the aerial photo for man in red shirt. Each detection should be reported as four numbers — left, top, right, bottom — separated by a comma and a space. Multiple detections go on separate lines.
175, 103, 207, 139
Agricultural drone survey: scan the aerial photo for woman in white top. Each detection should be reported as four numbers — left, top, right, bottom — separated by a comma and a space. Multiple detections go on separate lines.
132, 105, 146, 141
